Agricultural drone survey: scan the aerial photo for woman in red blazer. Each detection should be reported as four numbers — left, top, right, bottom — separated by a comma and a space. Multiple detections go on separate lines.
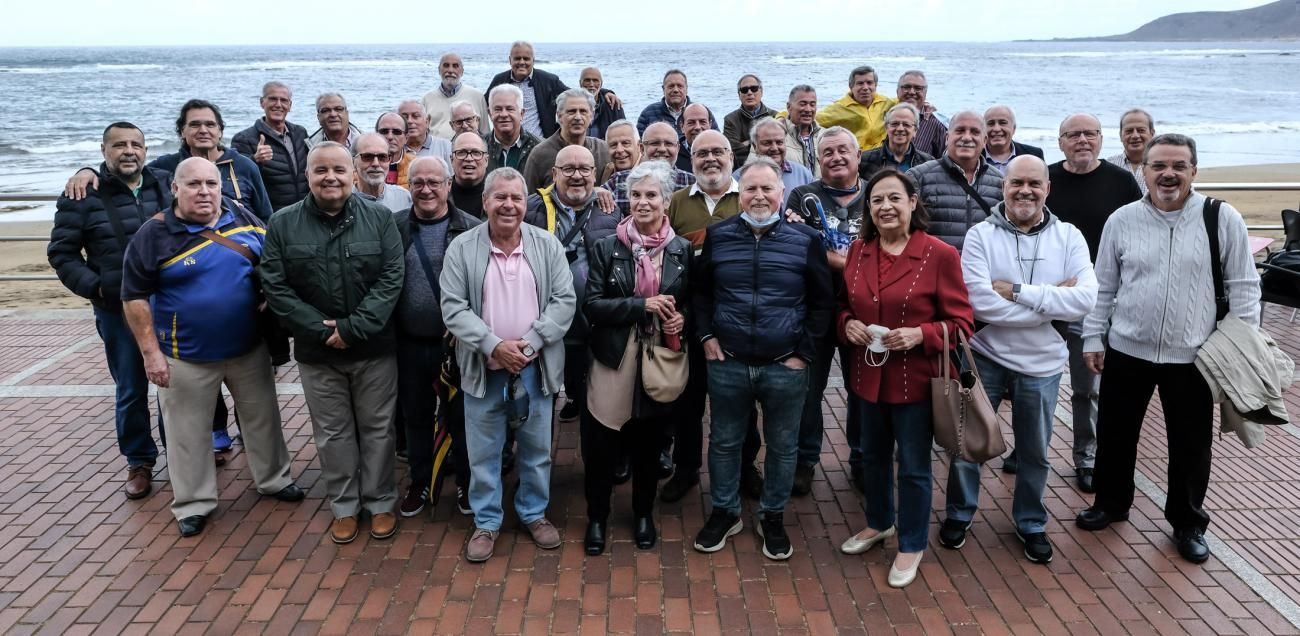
836, 168, 973, 588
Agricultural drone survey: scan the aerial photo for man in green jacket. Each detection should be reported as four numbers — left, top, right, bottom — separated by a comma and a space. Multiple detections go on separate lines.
260, 141, 406, 545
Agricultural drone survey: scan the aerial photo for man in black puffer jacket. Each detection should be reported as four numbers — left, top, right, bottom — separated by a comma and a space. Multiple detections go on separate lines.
47, 122, 171, 501
906, 111, 1003, 252
692, 158, 833, 561
232, 81, 310, 212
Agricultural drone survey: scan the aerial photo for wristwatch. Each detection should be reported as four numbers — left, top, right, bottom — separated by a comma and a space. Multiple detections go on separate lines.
1011, 283, 1022, 303
521, 342, 537, 358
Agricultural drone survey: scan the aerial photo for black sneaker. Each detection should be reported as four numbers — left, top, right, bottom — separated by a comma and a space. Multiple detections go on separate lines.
399, 482, 427, 518
559, 399, 581, 421
791, 464, 814, 496
741, 464, 764, 500
1016, 530, 1053, 564
938, 518, 972, 549
456, 487, 472, 516
755, 511, 793, 560
693, 509, 742, 553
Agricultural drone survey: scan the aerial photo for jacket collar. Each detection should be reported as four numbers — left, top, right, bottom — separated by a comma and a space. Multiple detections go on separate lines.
611, 236, 688, 293
859, 230, 931, 295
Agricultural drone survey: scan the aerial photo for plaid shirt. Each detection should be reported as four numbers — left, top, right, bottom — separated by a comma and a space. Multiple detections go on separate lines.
602, 167, 697, 215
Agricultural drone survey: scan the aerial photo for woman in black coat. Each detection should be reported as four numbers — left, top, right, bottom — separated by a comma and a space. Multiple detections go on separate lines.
582, 160, 692, 555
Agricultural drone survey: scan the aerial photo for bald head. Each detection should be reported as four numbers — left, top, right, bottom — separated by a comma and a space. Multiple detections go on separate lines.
682, 103, 712, 146
172, 157, 222, 224
175, 156, 218, 184
642, 121, 680, 163
552, 145, 596, 206
306, 142, 354, 212
690, 130, 732, 193
1058, 113, 1104, 173
1003, 155, 1050, 230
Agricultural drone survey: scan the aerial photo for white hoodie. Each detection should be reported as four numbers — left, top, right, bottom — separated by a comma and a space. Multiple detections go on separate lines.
961, 204, 1099, 377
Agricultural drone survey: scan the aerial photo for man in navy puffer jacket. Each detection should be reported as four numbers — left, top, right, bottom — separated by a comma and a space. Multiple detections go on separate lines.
692, 158, 833, 561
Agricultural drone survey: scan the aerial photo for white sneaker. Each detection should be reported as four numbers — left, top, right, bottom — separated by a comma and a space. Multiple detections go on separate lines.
840, 525, 895, 554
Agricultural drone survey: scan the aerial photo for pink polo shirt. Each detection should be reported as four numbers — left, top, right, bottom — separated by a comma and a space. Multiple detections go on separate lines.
481, 240, 540, 370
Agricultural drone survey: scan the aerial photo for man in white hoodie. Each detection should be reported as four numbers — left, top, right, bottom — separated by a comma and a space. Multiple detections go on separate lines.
942, 155, 1098, 565
1075, 134, 1260, 565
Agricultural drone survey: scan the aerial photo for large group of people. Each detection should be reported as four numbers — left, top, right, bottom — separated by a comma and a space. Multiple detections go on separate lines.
47, 41, 1262, 586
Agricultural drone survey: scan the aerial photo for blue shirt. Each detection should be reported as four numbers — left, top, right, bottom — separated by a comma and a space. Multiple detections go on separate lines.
121, 200, 266, 362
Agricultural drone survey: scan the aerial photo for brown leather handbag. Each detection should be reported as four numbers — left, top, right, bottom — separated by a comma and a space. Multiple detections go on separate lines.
640, 319, 688, 403
931, 323, 1004, 464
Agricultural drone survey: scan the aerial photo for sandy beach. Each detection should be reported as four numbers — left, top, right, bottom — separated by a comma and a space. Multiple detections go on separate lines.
2, 163, 1296, 310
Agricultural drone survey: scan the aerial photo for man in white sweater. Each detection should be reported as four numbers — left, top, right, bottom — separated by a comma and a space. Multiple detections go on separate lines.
1075, 134, 1260, 564
944, 155, 1098, 565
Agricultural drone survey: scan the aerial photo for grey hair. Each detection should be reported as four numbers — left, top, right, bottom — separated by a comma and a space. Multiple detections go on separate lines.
604, 119, 637, 141
351, 132, 386, 155
398, 100, 426, 117
949, 110, 986, 132
818, 126, 859, 153
627, 160, 675, 201
885, 102, 920, 125
736, 74, 761, 89
1144, 133, 1197, 166
315, 92, 346, 111
483, 166, 526, 196
488, 84, 525, 110
306, 141, 350, 168
409, 155, 450, 175
787, 84, 816, 102
738, 156, 782, 182
451, 130, 487, 149
1120, 107, 1155, 131
748, 117, 785, 146
449, 99, 476, 116
554, 88, 596, 123
983, 104, 1016, 125
261, 81, 291, 99
510, 40, 533, 53
897, 69, 927, 83
848, 65, 876, 85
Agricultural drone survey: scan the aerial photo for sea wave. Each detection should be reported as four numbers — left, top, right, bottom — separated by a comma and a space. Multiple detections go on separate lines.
1009, 48, 1293, 59
771, 55, 926, 65
1017, 120, 1300, 142
0, 63, 165, 74
199, 59, 433, 71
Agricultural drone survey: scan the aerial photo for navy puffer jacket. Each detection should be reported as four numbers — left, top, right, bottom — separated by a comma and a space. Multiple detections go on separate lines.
694, 215, 833, 365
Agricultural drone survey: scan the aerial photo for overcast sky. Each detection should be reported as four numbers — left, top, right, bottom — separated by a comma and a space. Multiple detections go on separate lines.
0, 0, 1275, 47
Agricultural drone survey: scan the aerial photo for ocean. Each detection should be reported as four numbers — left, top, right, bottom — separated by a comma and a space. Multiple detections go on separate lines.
1, 40, 1297, 221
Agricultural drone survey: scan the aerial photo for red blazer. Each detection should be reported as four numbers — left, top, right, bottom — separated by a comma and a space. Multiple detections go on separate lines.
837, 230, 973, 404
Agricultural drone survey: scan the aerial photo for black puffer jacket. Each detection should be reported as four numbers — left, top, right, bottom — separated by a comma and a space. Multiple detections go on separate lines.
232, 119, 310, 212
47, 165, 172, 311
524, 189, 623, 341
694, 215, 833, 365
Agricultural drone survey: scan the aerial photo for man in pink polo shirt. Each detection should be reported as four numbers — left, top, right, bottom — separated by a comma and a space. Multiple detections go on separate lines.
440, 166, 576, 562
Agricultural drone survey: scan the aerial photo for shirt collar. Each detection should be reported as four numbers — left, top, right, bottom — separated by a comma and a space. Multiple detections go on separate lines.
439, 82, 461, 98
689, 178, 740, 199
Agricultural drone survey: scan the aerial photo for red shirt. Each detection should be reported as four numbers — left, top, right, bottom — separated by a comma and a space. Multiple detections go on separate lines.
837, 230, 974, 404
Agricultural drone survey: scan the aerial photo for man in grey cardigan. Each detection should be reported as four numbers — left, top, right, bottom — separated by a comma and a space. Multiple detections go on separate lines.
440, 167, 576, 563
1074, 134, 1261, 564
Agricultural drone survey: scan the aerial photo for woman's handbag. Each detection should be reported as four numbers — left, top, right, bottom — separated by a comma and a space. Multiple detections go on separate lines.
930, 323, 1004, 463
640, 319, 688, 403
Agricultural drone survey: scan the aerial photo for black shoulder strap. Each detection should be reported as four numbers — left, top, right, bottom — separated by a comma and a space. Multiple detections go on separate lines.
410, 224, 442, 299
560, 208, 593, 249
954, 168, 995, 218
1203, 197, 1229, 321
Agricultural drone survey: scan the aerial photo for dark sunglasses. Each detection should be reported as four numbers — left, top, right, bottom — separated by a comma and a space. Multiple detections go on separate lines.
738, 85, 761, 94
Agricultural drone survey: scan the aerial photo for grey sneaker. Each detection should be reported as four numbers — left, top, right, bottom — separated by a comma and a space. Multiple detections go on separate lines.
466, 528, 498, 562
526, 517, 562, 549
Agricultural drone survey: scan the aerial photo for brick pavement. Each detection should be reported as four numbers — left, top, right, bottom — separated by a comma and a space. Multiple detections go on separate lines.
1, 307, 1299, 635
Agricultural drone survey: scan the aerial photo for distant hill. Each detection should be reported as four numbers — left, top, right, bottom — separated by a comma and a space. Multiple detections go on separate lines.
1077, 0, 1300, 41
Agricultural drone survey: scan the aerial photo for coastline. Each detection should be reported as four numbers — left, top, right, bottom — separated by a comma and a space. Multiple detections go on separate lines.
3, 162, 1296, 310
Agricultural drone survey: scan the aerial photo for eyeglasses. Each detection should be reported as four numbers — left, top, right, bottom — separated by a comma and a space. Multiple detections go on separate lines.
692, 148, 728, 159
452, 149, 486, 160
451, 115, 479, 126
1060, 130, 1101, 141
898, 84, 927, 93
356, 152, 389, 162
410, 178, 448, 190
556, 165, 595, 177
738, 85, 761, 94
1144, 161, 1194, 173
317, 106, 347, 114
378, 127, 406, 136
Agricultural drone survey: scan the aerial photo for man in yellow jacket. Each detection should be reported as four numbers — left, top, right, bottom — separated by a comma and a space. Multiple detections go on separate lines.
816, 66, 897, 151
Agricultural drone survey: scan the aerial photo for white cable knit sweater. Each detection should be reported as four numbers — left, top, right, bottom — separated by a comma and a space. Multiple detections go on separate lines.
1082, 191, 1261, 364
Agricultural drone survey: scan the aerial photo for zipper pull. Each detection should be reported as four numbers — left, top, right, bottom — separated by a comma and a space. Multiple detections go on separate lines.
344, 245, 350, 258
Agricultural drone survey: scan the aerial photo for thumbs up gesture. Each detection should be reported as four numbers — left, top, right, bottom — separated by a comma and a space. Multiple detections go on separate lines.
254, 134, 273, 163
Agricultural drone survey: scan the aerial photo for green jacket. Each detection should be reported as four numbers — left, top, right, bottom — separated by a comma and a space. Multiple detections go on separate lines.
260, 192, 405, 364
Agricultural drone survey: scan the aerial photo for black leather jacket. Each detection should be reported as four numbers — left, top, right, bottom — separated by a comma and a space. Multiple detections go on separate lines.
583, 233, 692, 371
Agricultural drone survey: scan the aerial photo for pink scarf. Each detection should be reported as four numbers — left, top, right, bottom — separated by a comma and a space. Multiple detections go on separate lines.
615, 214, 675, 299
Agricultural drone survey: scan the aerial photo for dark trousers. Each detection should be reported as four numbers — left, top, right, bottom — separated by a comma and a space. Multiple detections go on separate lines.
669, 338, 761, 474
564, 343, 589, 407
396, 336, 442, 485
583, 411, 665, 520
94, 306, 159, 467
1093, 348, 1213, 531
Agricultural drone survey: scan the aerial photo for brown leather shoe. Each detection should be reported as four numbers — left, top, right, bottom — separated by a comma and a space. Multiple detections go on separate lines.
370, 512, 398, 540
331, 516, 359, 544
124, 465, 153, 500
466, 528, 498, 562
525, 517, 562, 549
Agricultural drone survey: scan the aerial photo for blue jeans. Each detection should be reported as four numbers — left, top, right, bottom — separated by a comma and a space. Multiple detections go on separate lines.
462, 365, 553, 531
707, 357, 807, 515
797, 336, 852, 468
857, 397, 934, 553
945, 353, 1061, 535
93, 306, 158, 467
